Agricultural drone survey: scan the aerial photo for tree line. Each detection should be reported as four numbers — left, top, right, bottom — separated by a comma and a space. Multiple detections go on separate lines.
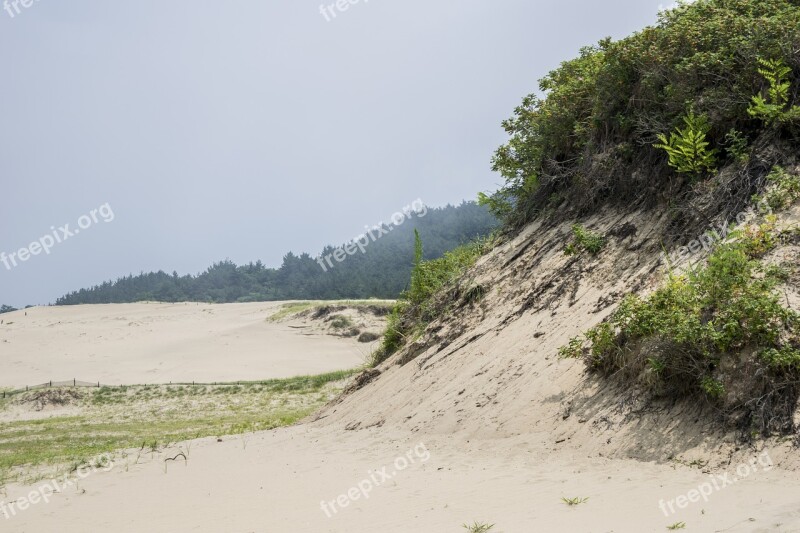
55, 202, 497, 305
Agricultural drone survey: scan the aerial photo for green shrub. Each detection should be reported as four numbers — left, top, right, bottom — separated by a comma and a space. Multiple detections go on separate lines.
654, 111, 718, 176
738, 217, 779, 258
489, 0, 800, 226
760, 347, 800, 370
700, 377, 725, 399
748, 58, 800, 125
376, 303, 407, 361
477, 191, 515, 222
561, 231, 799, 434
724, 128, 750, 163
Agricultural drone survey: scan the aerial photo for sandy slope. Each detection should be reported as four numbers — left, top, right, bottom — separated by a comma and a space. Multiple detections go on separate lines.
0, 302, 377, 388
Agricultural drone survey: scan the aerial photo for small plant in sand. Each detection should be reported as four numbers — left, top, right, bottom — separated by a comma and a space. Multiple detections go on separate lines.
755, 166, 800, 212
564, 224, 605, 256
463, 284, 487, 305
667, 522, 686, 530
561, 496, 589, 506
462, 522, 495, 533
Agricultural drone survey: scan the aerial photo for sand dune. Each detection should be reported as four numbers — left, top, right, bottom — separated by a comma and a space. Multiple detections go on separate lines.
4, 210, 800, 532
0, 302, 377, 388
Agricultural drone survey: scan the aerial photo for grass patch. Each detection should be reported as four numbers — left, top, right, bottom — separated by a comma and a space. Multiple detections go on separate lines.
0, 370, 359, 485
268, 302, 320, 321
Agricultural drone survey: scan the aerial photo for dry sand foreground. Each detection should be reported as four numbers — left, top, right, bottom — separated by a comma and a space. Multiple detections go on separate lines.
4, 425, 800, 532
0, 303, 378, 388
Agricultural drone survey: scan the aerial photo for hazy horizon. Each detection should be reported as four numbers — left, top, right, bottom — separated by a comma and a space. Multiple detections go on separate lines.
1, 0, 662, 307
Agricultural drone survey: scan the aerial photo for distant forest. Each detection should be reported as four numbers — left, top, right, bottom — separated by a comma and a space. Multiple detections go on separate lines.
55, 202, 498, 305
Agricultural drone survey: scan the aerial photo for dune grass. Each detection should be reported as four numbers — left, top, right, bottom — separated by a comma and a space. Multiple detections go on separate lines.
267, 300, 395, 322
462, 522, 495, 533
0, 370, 359, 485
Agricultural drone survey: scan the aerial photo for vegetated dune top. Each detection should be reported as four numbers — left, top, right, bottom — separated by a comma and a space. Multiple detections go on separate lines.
0, 302, 381, 388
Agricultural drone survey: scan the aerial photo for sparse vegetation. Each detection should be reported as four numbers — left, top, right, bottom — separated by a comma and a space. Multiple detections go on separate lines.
667, 522, 686, 531
269, 302, 320, 321
372, 231, 491, 365
0, 370, 358, 485
329, 315, 355, 330
560, 222, 800, 435
267, 300, 394, 322
724, 128, 750, 163
756, 166, 800, 212
463, 284, 487, 305
357, 332, 381, 343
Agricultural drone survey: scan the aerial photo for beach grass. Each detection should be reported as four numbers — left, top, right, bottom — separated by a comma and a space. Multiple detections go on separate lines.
267, 300, 394, 322
0, 369, 359, 485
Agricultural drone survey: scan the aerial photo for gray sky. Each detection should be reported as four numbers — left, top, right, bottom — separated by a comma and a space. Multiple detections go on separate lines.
0, 0, 661, 307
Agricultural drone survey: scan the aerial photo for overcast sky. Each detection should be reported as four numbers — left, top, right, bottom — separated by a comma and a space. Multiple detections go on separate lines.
0, 0, 662, 307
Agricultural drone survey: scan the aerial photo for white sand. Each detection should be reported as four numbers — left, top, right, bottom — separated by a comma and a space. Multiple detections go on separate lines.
4, 426, 800, 532
0, 302, 374, 388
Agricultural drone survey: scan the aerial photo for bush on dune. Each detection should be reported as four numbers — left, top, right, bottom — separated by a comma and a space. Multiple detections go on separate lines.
560, 223, 800, 436
487, 0, 800, 227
